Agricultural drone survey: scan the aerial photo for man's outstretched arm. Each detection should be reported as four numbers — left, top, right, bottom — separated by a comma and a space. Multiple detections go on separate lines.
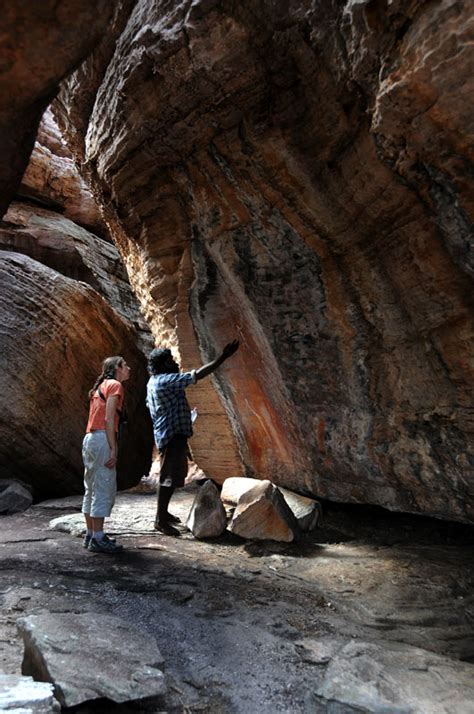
195, 340, 239, 381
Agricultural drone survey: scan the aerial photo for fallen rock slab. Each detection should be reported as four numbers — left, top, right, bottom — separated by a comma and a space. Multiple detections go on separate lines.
17, 613, 166, 708
0, 479, 33, 514
0, 673, 59, 712
315, 640, 474, 713
228, 480, 300, 542
187, 480, 228, 539
222, 477, 321, 531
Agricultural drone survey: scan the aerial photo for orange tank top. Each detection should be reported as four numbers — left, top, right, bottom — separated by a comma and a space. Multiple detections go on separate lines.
86, 379, 124, 433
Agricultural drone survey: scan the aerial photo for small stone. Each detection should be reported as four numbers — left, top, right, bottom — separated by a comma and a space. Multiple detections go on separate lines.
0, 673, 59, 712
228, 480, 300, 542
279, 487, 322, 531
187, 480, 228, 539
0, 479, 33, 514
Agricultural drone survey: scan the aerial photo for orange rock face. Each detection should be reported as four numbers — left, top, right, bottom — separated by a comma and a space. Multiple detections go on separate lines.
19, 110, 105, 237
47, 1, 474, 521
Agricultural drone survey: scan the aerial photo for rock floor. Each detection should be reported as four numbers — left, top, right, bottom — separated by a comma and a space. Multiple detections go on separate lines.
1, 487, 473, 713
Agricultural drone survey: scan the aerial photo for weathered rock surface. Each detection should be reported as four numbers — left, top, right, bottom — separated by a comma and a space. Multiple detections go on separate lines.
19, 109, 105, 237
18, 613, 166, 708
221, 477, 266, 506
0, 480, 33, 515
53, 0, 474, 523
187, 480, 228, 538
0, 251, 152, 497
0, 1, 114, 217
0, 673, 59, 712
222, 476, 321, 531
315, 640, 474, 713
229, 480, 300, 542
0, 201, 152, 352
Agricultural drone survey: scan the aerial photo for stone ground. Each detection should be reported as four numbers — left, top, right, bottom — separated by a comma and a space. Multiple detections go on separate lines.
1, 486, 473, 713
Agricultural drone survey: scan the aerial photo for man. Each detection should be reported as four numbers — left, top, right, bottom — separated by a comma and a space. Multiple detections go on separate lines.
146, 340, 239, 536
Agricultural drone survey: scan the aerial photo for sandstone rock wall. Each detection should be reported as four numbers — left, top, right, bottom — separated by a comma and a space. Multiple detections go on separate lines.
0, 97, 154, 497
0, 252, 152, 498
48, 0, 474, 521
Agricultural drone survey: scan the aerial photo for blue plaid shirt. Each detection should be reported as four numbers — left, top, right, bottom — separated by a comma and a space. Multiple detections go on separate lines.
146, 371, 197, 451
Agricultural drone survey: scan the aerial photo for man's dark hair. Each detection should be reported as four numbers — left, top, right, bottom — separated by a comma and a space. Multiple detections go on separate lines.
148, 348, 172, 375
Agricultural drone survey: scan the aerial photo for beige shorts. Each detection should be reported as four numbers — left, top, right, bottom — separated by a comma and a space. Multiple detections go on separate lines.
82, 431, 117, 517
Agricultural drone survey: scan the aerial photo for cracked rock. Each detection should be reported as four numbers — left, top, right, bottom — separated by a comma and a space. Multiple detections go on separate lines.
17, 612, 166, 708
228, 480, 300, 542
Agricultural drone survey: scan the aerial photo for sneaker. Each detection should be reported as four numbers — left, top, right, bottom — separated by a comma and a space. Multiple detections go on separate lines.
154, 521, 180, 537
83, 533, 116, 549
88, 536, 123, 554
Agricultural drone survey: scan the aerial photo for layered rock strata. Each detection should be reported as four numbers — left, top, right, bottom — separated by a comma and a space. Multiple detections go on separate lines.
19, 110, 104, 237
49, 0, 474, 521
0, 252, 152, 498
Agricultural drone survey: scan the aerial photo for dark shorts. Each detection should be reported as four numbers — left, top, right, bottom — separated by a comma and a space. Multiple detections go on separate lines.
159, 434, 188, 488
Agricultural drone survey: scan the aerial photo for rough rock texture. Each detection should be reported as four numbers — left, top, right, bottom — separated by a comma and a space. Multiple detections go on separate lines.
229, 480, 300, 542
18, 613, 166, 708
0, 251, 152, 498
0, 201, 152, 352
315, 640, 474, 713
19, 109, 105, 237
187, 480, 228, 538
54, 0, 474, 522
0, 673, 59, 712
0, 1, 114, 217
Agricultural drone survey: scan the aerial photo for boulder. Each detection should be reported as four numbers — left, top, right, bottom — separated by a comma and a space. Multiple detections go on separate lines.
228, 480, 300, 542
187, 480, 228, 539
17, 613, 166, 708
315, 640, 474, 713
0, 673, 59, 712
0, 202, 153, 354
222, 477, 321, 531
0, 251, 152, 498
0, 479, 33, 514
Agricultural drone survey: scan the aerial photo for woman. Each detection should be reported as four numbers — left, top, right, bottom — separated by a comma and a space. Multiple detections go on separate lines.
82, 355, 130, 554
